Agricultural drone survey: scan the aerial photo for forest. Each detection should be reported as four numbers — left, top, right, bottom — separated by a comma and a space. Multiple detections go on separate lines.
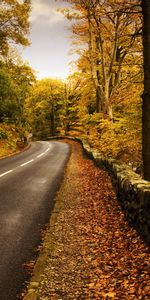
0, 0, 149, 179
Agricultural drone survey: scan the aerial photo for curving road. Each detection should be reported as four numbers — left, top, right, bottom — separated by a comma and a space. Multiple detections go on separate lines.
0, 141, 70, 300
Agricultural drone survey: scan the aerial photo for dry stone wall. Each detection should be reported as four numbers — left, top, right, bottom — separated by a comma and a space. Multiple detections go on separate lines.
49, 136, 150, 244
82, 141, 150, 245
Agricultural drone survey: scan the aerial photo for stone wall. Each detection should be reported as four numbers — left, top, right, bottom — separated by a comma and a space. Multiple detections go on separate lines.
82, 141, 150, 245
49, 136, 150, 244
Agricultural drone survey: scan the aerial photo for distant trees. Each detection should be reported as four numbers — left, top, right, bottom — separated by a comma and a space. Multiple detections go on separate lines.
25, 79, 67, 139
24, 77, 82, 139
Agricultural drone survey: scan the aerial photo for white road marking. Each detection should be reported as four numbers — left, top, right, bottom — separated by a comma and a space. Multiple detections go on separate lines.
37, 153, 45, 158
0, 170, 13, 177
37, 144, 52, 158
0, 144, 52, 178
44, 148, 49, 153
20, 159, 34, 167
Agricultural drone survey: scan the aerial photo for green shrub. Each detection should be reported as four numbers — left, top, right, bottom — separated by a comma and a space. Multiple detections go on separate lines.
0, 129, 8, 139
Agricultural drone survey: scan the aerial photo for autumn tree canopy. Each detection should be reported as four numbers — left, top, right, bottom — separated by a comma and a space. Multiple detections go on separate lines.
25, 78, 68, 139
53, 0, 141, 168
62, 0, 142, 120
0, 0, 147, 176
0, 0, 31, 57
0, 1, 33, 146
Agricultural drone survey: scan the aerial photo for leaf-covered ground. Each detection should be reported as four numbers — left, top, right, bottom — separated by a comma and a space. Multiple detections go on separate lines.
36, 141, 150, 299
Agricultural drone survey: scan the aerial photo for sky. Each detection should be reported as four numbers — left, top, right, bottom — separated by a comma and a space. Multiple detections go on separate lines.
22, 0, 75, 80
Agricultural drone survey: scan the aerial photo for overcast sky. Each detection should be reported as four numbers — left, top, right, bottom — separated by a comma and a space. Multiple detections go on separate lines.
22, 0, 75, 80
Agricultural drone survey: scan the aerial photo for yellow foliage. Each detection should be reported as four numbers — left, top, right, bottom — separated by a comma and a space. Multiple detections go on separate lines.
0, 123, 26, 158
84, 116, 142, 168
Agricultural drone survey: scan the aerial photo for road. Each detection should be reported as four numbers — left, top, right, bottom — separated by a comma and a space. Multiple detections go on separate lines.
0, 140, 70, 300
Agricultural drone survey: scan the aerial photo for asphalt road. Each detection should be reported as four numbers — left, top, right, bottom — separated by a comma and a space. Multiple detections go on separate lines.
0, 140, 70, 300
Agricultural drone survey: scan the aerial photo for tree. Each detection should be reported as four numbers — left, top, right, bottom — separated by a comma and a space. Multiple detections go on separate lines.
25, 78, 66, 139
0, 55, 35, 138
59, 0, 143, 167
62, 0, 142, 120
0, 62, 17, 122
8, 61, 36, 126
62, 76, 81, 135
141, 0, 150, 180
0, 0, 31, 57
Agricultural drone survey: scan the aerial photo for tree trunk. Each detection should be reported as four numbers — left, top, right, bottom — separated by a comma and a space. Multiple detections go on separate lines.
50, 103, 55, 136
104, 80, 113, 120
142, 0, 150, 180
87, 14, 103, 113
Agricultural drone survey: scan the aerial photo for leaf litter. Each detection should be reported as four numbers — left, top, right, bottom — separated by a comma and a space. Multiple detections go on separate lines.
36, 141, 150, 300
